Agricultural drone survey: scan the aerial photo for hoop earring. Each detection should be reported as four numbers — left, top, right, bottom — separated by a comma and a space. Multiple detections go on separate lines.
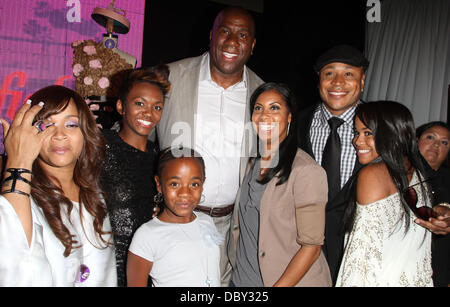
153, 192, 163, 204
200, 194, 205, 204
287, 122, 290, 136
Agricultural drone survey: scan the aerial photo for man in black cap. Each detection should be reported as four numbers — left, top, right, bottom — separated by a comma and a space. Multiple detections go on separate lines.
297, 44, 369, 284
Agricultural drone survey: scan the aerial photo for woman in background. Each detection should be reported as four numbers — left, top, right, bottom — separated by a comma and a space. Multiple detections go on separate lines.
101, 65, 170, 286
417, 121, 450, 287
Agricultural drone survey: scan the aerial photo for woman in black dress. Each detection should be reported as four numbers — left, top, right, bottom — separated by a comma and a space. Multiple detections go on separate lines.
101, 65, 170, 286
416, 121, 450, 287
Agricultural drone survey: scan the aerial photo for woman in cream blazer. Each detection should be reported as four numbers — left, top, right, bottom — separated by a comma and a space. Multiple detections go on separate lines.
227, 83, 331, 287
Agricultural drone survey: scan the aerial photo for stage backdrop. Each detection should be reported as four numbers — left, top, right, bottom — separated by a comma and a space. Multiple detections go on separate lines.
0, 0, 146, 153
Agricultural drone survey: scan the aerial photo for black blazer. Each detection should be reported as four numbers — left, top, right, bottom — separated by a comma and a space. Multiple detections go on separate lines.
297, 103, 363, 284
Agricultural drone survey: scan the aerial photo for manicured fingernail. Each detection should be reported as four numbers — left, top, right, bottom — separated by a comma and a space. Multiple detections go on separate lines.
38, 101, 45, 107
90, 104, 100, 111
26, 99, 32, 104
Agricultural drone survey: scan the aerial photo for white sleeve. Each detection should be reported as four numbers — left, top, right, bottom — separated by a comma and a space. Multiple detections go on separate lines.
128, 224, 156, 263
0, 196, 53, 286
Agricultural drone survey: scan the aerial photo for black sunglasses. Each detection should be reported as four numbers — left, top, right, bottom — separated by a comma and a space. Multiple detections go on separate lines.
402, 179, 437, 220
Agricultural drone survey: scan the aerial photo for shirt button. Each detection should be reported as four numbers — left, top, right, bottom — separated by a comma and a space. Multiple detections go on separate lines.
259, 251, 265, 258
233, 224, 239, 230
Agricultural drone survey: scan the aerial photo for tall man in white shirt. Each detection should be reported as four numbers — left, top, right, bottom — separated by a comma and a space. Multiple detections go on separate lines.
156, 6, 264, 286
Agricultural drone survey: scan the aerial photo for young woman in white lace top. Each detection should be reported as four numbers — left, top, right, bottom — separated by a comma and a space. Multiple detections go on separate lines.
336, 101, 435, 287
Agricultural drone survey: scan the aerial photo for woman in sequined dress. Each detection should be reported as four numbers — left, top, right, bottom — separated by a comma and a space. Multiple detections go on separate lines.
101, 65, 170, 286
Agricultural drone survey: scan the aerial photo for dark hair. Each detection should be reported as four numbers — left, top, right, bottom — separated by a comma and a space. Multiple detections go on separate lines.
250, 82, 298, 186
345, 101, 428, 232
156, 147, 206, 180
416, 121, 450, 138
416, 121, 450, 168
117, 64, 171, 106
29, 85, 110, 256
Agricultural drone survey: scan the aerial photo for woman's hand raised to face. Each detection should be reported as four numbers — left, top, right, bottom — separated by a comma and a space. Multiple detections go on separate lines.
1, 100, 57, 170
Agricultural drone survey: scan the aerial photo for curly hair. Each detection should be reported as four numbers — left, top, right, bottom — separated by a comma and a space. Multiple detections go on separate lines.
29, 85, 110, 257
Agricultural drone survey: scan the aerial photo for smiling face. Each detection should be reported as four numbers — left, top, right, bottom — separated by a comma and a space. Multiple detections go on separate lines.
251, 89, 292, 149
319, 62, 365, 116
418, 125, 450, 170
117, 82, 164, 142
155, 157, 205, 224
38, 99, 84, 172
209, 8, 256, 84
353, 116, 379, 165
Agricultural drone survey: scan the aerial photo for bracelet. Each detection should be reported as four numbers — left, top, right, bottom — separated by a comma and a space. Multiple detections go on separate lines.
1, 168, 32, 197
1, 190, 30, 197
437, 202, 450, 209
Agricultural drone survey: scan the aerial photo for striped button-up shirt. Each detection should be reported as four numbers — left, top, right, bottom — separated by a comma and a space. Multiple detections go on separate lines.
310, 102, 359, 188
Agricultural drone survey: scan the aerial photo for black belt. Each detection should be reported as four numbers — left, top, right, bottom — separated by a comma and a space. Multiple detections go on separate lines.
195, 204, 234, 217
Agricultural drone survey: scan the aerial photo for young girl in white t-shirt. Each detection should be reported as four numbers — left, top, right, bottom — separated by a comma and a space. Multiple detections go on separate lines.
127, 147, 223, 287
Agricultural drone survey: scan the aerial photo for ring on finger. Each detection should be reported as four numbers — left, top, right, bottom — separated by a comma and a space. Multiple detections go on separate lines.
34, 120, 47, 133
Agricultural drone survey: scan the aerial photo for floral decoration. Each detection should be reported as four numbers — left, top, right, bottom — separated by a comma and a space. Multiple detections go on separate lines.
72, 40, 133, 97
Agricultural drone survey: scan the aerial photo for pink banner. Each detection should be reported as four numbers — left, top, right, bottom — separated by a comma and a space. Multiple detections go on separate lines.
0, 0, 146, 153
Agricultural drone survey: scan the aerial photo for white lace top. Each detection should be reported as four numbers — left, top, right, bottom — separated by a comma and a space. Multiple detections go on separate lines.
336, 174, 433, 287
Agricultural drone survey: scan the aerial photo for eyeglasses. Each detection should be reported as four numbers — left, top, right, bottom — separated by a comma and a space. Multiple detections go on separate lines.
402, 179, 437, 220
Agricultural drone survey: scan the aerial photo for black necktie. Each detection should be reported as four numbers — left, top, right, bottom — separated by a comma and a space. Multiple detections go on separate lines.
322, 117, 345, 200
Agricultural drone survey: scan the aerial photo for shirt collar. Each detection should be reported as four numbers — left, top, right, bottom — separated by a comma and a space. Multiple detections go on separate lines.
199, 52, 248, 89
319, 100, 361, 127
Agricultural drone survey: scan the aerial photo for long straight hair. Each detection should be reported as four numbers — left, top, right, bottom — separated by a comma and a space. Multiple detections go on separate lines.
345, 101, 428, 232
29, 85, 110, 256
250, 82, 299, 186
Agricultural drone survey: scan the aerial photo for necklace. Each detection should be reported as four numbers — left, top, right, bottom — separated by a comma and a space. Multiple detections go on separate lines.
177, 219, 212, 287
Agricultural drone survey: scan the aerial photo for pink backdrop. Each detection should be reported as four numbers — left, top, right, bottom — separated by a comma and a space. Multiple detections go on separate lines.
0, 0, 146, 153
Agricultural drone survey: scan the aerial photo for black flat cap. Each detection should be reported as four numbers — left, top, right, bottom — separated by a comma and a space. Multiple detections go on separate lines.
314, 44, 369, 73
